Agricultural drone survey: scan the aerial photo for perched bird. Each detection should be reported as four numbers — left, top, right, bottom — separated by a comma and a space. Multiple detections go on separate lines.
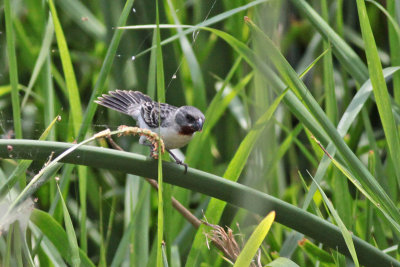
95, 90, 205, 172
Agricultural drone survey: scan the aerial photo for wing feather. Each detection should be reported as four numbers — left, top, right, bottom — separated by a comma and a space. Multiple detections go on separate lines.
141, 102, 177, 128
95, 90, 153, 120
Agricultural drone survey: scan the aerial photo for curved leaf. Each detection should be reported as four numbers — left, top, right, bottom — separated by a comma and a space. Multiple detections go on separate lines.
234, 211, 275, 267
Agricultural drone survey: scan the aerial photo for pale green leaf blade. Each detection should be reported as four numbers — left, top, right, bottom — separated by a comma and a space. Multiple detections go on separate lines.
234, 211, 275, 267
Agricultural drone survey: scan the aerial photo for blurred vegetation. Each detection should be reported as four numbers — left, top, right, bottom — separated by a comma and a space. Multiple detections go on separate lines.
1, 0, 400, 266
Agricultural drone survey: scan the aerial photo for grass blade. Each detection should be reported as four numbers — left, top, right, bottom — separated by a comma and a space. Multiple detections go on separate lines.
48, 0, 82, 137
308, 173, 359, 267
21, 16, 54, 108
311, 135, 400, 232
156, 1, 166, 265
233, 211, 275, 267
245, 18, 400, 230
321, 0, 337, 124
356, 0, 400, 187
289, 0, 368, 83
56, 183, 81, 267
302, 66, 400, 211
48, 0, 88, 250
4, 0, 22, 139
30, 210, 94, 267
387, 0, 400, 103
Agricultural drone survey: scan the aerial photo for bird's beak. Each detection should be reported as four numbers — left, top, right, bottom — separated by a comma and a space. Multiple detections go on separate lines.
196, 118, 204, 132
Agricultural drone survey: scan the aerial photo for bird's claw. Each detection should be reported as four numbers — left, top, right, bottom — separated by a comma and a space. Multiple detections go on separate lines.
149, 149, 187, 173
178, 162, 188, 174
174, 159, 188, 174
165, 149, 188, 174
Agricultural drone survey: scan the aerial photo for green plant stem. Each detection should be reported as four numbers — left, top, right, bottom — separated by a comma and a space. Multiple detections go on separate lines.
0, 139, 398, 267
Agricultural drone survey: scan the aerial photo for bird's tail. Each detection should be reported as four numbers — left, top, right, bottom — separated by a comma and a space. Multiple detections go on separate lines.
95, 90, 152, 118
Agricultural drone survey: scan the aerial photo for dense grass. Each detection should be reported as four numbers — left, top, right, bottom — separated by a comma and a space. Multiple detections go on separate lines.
1, 0, 400, 266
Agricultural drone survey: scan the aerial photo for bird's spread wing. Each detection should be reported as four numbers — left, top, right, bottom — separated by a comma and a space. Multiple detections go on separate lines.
95, 90, 153, 120
141, 102, 177, 128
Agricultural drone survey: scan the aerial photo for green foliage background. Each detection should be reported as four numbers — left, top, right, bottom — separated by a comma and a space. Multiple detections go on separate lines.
1, 0, 400, 266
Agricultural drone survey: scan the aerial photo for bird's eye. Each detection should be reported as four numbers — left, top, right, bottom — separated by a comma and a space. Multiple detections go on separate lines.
186, 115, 194, 121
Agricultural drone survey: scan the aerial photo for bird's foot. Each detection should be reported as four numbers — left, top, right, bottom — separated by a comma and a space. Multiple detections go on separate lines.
174, 158, 188, 174
167, 149, 188, 174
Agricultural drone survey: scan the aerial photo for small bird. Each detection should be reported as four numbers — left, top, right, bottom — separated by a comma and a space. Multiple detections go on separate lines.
95, 90, 205, 172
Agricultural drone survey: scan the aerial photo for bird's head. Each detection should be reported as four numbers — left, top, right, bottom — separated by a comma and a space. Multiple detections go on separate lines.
175, 106, 205, 135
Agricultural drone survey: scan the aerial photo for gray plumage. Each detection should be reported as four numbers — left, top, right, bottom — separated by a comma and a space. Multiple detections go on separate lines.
140, 102, 177, 128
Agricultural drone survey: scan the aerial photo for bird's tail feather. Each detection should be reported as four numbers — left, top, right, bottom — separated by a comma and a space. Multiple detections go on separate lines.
95, 90, 152, 117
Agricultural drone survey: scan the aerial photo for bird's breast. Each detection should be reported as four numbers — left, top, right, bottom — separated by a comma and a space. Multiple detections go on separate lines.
159, 127, 194, 149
